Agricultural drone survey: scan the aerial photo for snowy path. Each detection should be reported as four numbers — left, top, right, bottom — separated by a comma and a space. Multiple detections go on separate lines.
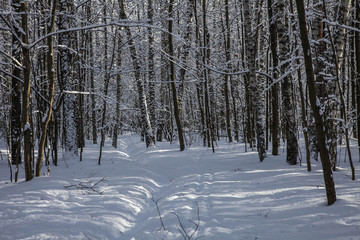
0, 134, 360, 239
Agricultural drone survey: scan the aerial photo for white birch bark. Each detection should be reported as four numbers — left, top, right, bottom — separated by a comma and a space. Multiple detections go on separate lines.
243, 0, 267, 161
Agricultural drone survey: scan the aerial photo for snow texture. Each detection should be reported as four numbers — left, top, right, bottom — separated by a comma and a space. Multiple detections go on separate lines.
0, 134, 359, 240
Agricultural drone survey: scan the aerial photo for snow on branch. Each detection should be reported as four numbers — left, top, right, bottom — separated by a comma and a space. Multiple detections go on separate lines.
322, 19, 360, 33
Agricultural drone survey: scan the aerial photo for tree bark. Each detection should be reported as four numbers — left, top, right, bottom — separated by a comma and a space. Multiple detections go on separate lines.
243, 0, 267, 161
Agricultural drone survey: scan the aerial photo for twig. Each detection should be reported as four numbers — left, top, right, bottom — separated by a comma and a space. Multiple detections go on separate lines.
151, 194, 167, 231
64, 178, 107, 195
171, 201, 202, 240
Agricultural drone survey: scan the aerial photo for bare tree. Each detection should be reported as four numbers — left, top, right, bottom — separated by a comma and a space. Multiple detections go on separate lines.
118, 0, 155, 147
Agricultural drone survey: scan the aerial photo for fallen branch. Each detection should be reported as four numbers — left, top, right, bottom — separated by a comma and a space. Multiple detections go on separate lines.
64, 177, 107, 195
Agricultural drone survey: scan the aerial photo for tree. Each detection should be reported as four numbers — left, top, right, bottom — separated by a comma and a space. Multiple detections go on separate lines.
276, 0, 298, 165
112, 32, 123, 149
147, 0, 157, 140
223, 0, 233, 143
356, 0, 360, 157
9, 0, 23, 181
58, 0, 78, 157
295, 0, 336, 205
36, 0, 58, 177
243, 0, 267, 161
118, 0, 155, 148
267, 0, 280, 156
168, 0, 185, 151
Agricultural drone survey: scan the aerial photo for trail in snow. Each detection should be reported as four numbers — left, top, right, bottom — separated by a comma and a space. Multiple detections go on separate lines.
0, 134, 359, 240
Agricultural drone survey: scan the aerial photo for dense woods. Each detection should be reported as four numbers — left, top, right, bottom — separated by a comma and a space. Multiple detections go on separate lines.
0, 0, 359, 205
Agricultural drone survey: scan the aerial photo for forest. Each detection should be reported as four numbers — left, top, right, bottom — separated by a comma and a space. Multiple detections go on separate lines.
0, 0, 359, 209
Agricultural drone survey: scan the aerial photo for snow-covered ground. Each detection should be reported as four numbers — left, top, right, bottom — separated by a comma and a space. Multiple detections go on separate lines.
0, 134, 359, 240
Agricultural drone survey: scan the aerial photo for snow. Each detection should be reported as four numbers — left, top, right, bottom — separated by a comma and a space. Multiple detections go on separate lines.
0, 134, 359, 240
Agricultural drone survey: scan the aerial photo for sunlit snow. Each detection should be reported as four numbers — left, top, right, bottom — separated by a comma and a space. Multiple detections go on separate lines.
0, 134, 359, 240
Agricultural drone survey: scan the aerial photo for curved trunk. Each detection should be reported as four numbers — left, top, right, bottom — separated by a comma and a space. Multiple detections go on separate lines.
295, 0, 336, 205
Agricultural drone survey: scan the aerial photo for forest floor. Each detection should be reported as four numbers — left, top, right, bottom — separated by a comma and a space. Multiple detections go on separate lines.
0, 134, 360, 240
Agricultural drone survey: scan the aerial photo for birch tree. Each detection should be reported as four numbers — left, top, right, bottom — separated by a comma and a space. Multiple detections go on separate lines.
58, 0, 78, 157
243, 0, 267, 161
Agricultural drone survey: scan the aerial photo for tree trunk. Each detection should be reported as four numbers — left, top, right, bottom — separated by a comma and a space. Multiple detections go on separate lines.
267, 0, 280, 156
59, 0, 78, 157
168, 0, 185, 151
289, 0, 311, 171
112, 33, 122, 148
193, 1, 206, 146
118, 0, 155, 147
356, 0, 360, 157
20, 1, 33, 181
295, 0, 336, 205
98, 6, 111, 165
277, 0, 298, 165
224, 0, 232, 143
147, 0, 157, 139
36, 0, 58, 176
88, 1, 97, 144
10, 0, 22, 167
243, 0, 267, 161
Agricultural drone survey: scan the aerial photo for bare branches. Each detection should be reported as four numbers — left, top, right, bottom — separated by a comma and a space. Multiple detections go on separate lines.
64, 177, 107, 195
151, 195, 167, 231
172, 201, 202, 240
151, 195, 202, 240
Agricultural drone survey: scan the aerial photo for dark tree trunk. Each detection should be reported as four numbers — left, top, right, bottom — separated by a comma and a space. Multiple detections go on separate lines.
224, 0, 233, 143
267, 0, 280, 156
356, 0, 360, 157
295, 0, 336, 205
112, 33, 123, 148
10, 7, 22, 166
168, 0, 185, 151
277, 0, 298, 165
36, 0, 58, 176
20, 1, 33, 181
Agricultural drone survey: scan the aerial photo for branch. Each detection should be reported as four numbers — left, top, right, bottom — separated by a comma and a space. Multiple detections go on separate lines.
64, 178, 107, 195
151, 194, 167, 231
